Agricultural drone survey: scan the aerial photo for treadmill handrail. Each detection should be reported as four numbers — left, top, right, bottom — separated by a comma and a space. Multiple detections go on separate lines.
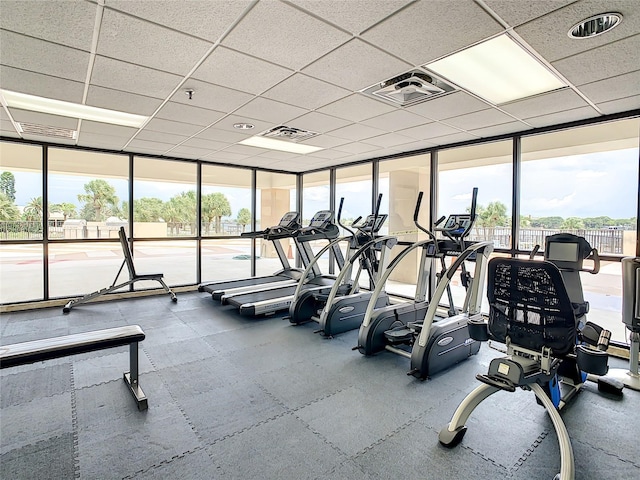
318, 235, 398, 327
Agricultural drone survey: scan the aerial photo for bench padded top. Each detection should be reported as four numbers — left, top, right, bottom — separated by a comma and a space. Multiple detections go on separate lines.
0, 325, 145, 369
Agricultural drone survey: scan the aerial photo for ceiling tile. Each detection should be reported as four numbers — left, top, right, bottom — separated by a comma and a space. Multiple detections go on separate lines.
578, 70, 640, 105
221, 0, 351, 69
0, 30, 89, 82
0, 66, 85, 103
400, 121, 461, 140
287, 112, 351, 134
180, 137, 228, 151
86, 85, 164, 116
425, 131, 480, 146
165, 145, 212, 159
135, 129, 189, 145
291, 0, 413, 34
105, 0, 253, 43
233, 97, 308, 125
194, 126, 252, 144
79, 121, 137, 138
0, 0, 97, 50
387, 139, 435, 152
77, 132, 128, 150
334, 142, 379, 155
305, 149, 351, 160
208, 114, 274, 136
203, 150, 253, 162
515, 1, 640, 63
156, 101, 226, 127
90, 56, 182, 99
597, 95, 640, 115
552, 34, 640, 86
443, 108, 516, 131
325, 123, 386, 141
126, 138, 173, 152
193, 46, 292, 95
523, 106, 599, 128
361, 110, 430, 132
500, 89, 589, 119
469, 121, 532, 138
263, 74, 350, 110
361, 0, 503, 65
98, 9, 213, 76
303, 39, 412, 91
142, 118, 204, 137
170, 79, 254, 114
318, 94, 396, 122
406, 92, 490, 121
484, 0, 575, 28
363, 132, 415, 148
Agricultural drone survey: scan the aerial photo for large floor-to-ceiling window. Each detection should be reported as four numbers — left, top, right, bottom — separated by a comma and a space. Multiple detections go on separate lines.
201, 165, 253, 283
133, 157, 197, 287
521, 118, 639, 342
48, 148, 130, 299
0, 142, 43, 303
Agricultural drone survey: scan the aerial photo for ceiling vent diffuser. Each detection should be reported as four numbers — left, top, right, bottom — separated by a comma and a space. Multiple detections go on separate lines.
363, 68, 456, 107
17, 122, 78, 140
260, 125, 318, 142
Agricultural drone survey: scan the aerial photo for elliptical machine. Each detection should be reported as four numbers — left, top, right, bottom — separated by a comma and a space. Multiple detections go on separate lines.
287, 195, 395, 330
356, 188, 494, 379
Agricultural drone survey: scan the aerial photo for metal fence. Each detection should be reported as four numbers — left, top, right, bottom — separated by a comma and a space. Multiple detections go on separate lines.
0, 221, 627, 254
469, 227, 625, 254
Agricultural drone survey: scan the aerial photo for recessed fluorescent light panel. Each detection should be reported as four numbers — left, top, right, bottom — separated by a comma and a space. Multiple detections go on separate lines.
0, 89, 148, 128
239, 136, 323, 154
425, 35, 566, 104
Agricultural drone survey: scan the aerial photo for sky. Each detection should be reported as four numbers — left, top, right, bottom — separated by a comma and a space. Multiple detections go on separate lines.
5, 148, 638, 221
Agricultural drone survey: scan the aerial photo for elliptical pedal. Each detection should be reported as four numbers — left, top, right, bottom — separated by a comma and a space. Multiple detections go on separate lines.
384, 326, 414, 345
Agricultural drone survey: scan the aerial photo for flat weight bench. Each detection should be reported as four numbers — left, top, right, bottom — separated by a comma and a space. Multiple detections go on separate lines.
0, 325, 148, 410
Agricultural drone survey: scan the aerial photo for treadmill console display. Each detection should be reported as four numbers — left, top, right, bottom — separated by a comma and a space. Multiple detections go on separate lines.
279, 212, 300, 227
443, 214, 472, 237
309, 210, 334, 228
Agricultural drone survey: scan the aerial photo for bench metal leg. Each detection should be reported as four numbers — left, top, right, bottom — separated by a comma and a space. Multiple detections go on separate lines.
123, 341, 148, 410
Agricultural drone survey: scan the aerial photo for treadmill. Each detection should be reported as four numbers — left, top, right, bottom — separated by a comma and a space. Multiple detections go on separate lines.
221, 209, 345, 316
198, 211, 304, 300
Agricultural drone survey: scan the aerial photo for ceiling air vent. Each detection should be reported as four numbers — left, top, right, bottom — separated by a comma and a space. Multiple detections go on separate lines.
260, 125, 318, 142
363, 68, 456, 107
17, 122, 78, 140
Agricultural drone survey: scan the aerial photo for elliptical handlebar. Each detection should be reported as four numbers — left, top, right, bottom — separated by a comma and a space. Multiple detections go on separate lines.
336, 197, 356, 237
469, 187, 478, 222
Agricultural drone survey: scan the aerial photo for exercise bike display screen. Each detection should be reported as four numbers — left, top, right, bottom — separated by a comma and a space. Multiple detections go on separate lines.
443, 214, 471, 237
546, 242, 580, 263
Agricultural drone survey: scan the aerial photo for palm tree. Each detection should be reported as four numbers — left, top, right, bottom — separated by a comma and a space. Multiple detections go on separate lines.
77, 179, 119, 221
0, 192, 20, 221
50, 202, 77, 222
202, 192, 231, 234
23, 196, 43, 221
236, 208, 251, 233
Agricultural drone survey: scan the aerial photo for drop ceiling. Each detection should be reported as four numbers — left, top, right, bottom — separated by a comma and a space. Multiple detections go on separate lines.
1, 0, 639, 173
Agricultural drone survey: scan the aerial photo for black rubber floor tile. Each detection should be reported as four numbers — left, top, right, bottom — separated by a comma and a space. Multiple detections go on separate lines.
0, 362, 71, 408
0, 433, 75, 480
